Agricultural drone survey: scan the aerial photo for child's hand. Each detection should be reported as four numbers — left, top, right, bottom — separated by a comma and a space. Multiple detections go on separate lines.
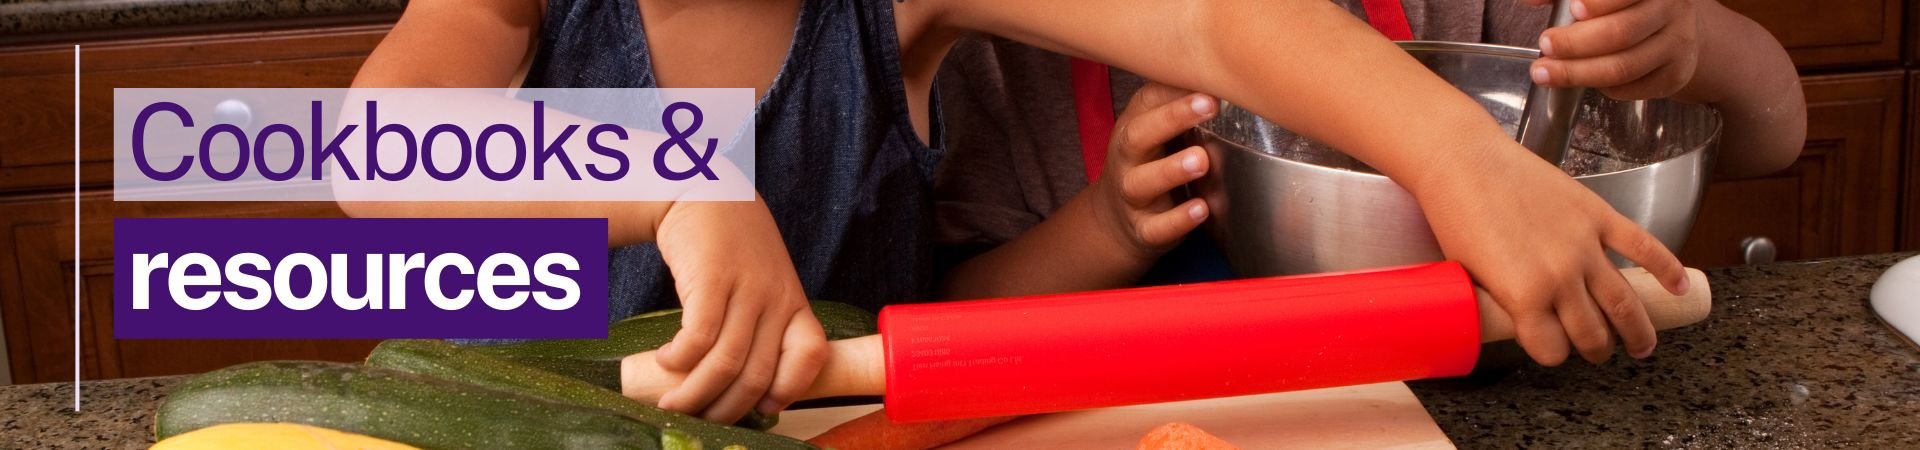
1088, 82, 1217, 259
1416, 148, 1690, 366
1526, 0, 1701, 101
647, 198, 828, 424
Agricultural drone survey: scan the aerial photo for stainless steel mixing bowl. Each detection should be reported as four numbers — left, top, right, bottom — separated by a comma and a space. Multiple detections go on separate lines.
1190, 41, 1720, 277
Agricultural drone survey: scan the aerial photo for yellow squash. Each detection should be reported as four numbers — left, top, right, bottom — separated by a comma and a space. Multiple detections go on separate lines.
151, 423, 418, 450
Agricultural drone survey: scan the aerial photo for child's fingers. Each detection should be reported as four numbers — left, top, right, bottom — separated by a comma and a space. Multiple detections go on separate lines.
1121, 146, 1209, 207
1593, 50, 1694, 100
1553, 277, 1617, 365
1530, 28, 1669, 89
699, 305, 790, 423
1507, 300, 1574, 367
760, 312, 829, 415
1586, 253, 1657, 359
659, 289, 729, 372
1113, 94, 1216, 166
1134, 198, 1209, 248
1570, 0, 1644, 21
1117, 82, 1196, 122
1538, 0, 1663, 59
658, 297, 760, 416
1603, 215, 1689, 295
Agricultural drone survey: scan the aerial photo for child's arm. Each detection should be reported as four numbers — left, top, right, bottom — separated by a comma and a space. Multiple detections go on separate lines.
342, 0, 676, 246
910, 0, 1691, 366
1530, 0, 1806, 178
347, 0, 828, 424
942, 83, 1214, 299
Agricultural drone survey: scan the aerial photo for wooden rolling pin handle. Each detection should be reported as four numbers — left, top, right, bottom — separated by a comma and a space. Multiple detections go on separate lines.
620, 334, 888, 405
1476, 267, 1713, 343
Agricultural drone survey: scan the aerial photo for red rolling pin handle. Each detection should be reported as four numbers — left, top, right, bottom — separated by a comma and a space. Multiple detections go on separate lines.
879, 262, 1482, 423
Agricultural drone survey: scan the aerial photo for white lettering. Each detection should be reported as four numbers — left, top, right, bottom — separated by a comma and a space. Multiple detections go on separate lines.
533, 253, 580, 310
426, 254, 474, 310
132, 253, 170, 310
274, 253, 327, 310
223, 253, 271, 310
169, 253, 220, 311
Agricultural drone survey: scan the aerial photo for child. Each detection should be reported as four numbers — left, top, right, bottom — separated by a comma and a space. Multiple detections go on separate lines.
349, 0, 1717, 423
936, 0, 1803, 365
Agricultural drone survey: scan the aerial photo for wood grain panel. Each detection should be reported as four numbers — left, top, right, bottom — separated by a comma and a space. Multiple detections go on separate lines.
0, 24, 387, 195
0, 192, 377, 384
1722, 0, 1903, 69
1681, 72, 1903, 266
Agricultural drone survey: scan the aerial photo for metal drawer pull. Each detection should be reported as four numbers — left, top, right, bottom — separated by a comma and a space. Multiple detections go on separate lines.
1741, 236, 1776, 265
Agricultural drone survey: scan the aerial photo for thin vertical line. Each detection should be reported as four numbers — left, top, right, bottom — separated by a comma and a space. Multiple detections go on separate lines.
72, 44, 82, 412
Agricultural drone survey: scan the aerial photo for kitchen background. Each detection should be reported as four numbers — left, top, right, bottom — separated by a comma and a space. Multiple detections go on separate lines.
0, 0, 1905, 386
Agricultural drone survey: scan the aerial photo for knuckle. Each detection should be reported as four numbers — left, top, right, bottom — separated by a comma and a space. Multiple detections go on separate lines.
683, 327, 722, 349
1570, 325, 1612, 350
1111, 123, 1135, 153
1601, 289, 1640, 320
709, 353, 747, 377
737, 372, 774, 394
1601, 59, 1635, 84
1599, 20, 1632, 47
794, 340, 830, 367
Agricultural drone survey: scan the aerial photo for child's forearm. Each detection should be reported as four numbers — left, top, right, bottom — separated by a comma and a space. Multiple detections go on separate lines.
1678, 1, 1806, 178
940, 190, 1157, 300
337, 201, 676, 247
936, 0, 1524, 199
339, 0, 677, 247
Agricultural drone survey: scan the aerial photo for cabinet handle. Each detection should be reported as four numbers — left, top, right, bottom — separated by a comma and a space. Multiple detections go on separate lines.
1741, 236, 1776, 265
213, 99, 252, 128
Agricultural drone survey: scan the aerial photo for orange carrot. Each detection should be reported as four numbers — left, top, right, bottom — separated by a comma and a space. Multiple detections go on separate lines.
807, 409, 1019, 450
1138, 422, 1240, 450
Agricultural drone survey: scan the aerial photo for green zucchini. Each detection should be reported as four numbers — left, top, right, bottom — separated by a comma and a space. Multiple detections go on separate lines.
367, 339, 814, 450
155, 361, 663, 450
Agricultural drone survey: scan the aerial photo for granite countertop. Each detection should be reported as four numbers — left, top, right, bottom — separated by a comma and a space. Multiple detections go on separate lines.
0, 0, 403, 40
5, 253, 1918, 449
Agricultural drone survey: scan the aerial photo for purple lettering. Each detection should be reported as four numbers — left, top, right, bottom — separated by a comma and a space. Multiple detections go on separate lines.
366, 100, 418, 181
199, 124, 250, 182
132, 102, 195, 181
253, 123, 305, 182
532, 101, 582, 181
586, 124, 629, 181
421, 124, 472, 181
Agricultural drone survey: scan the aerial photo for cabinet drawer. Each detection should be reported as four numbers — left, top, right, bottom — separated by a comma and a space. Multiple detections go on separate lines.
0, 193, 366, 384
1681, 71, 1903, 266
0, 24, 387, 194
1721, 0, 1902, 69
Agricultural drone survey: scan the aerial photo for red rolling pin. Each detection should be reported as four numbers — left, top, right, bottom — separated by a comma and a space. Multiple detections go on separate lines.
622, 261, 1711, 423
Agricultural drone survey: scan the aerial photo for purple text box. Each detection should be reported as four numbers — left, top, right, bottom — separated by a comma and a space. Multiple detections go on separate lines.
114, 218, 608, 339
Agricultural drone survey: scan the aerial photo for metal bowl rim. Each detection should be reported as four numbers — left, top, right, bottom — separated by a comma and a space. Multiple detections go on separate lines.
1195, 41, 1724, 181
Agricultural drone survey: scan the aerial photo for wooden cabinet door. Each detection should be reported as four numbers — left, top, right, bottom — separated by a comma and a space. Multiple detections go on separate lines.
1721, 0, 1903, 69
0, 194, 377, 384
0, 24, 387, 194
1902, 71, 1920, 250
1681, 72, 1904, 266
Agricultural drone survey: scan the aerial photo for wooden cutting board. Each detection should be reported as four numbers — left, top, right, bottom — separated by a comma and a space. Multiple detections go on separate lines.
771, 382, 1454, 449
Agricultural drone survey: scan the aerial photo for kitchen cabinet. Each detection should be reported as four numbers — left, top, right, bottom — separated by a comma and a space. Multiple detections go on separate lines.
1682, 72, 1906, 266
1721, 0, 1904, 69
1678, 1, 1920, 267
0, 194, 377, 383
0, 23, 390, 384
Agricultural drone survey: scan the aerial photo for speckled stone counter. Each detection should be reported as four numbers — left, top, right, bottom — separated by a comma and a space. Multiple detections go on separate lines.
1408, 253, 1920, 448
4, 254, 1917, 449
0, 0, 402, 39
